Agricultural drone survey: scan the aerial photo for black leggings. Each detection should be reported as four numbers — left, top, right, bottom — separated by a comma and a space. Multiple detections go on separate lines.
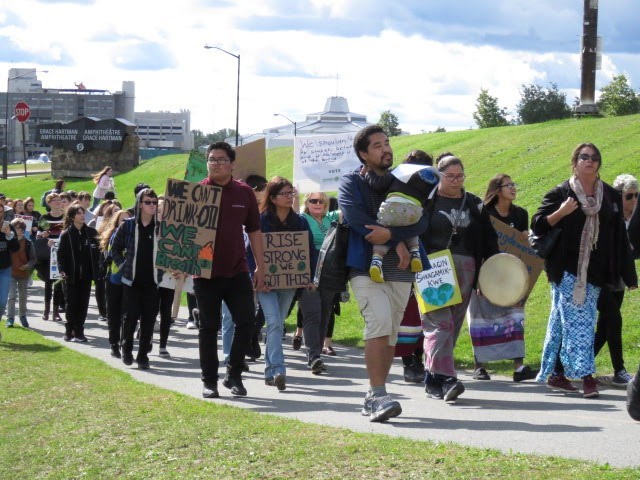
158, 287, 174, 348
594, 289, 626, 373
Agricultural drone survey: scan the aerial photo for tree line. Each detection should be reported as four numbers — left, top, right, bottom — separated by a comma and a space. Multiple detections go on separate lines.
474, 74, 640, 128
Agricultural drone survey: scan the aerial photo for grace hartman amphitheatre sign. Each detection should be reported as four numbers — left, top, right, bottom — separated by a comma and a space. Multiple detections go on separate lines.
36, 117, 128, 153
262, 231, 311, 289
156, 178, 222, 279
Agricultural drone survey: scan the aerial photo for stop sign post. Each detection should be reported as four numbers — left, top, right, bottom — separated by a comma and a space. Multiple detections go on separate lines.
14, 101, 31, 123
13, 101, 31, 176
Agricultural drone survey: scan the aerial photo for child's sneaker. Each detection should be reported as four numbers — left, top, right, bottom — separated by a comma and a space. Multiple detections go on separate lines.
369, 256, 384, 283
19, 316, 29, 328
410, 252, 423, 273
5, 318, 14, 328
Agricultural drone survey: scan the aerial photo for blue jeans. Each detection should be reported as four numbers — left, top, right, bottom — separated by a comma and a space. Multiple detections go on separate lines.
258, 289, 296, 379
0, 267, 12, 318
221, 301, 234, 361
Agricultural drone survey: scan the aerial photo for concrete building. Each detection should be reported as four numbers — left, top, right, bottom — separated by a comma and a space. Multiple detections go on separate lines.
238, 96, 371, 147
1, 68, 135, 163
134, 110, 194, 151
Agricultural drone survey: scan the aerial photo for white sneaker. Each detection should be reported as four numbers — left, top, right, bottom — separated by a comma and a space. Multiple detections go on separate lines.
186, 321, 197, 330
159, 347, 170, 357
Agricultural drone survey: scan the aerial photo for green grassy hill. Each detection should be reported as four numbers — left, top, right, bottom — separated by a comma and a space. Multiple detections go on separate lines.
1, 115, 639, 374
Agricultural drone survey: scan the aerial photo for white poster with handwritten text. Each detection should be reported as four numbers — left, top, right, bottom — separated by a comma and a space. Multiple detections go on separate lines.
293, 133, 361, 193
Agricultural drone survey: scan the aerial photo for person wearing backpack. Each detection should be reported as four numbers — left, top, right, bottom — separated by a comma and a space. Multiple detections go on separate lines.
5, 219, 35, 328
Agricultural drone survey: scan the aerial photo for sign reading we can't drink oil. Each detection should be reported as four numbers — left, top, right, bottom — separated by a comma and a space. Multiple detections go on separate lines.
415, 249, 462, 314
262, 231, 311, 289
156, 178, 221, 278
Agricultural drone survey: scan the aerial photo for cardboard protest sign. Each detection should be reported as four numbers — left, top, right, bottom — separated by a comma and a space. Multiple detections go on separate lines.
293, 133, 360, 193
490, 217, 544, 298
156, 178, 221, 278
415, 249, 462, 313
50, 240, 60, 280
234, 138, 266, 183
262, 231, 311, 289
184, 138, 266, 183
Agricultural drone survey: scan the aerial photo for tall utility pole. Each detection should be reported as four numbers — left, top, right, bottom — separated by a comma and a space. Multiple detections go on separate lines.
575, 0, 600, 116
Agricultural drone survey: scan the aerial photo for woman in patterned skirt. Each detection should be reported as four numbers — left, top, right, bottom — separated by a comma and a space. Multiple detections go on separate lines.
531, 143, 637, 398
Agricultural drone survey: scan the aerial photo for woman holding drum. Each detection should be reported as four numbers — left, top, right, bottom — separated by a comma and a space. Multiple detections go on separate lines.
531, 143, 636, 398
420, 154, 498, 402
468, 174, 538, 382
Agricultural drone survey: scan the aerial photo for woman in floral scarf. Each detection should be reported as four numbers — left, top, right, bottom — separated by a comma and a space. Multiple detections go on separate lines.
531, 143, 637, 398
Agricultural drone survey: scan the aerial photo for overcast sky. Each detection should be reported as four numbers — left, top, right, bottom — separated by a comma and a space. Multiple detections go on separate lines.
1, 0, 639, 135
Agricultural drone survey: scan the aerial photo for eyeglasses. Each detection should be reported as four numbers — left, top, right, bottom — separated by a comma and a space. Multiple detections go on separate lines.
207, 157, 231, 165
276, 191, 297, 198
500, 183, 517, 189
625, 192, 639, 201
578, 153, 600, 162
142, 200, 158, 206
442, 173, 466, 182
253, 184, 267, 193
308, 199, 325, 205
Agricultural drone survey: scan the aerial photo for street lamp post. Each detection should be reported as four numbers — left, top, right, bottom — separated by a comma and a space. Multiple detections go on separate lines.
204, 45, 240, 147
3, 68, 48, 179
273, 113, 297, 137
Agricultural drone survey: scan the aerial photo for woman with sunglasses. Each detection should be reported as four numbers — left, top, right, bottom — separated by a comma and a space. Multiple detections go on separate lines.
420, 154, 498, 402
532, 143, 637, 398
111, 188, 160, 370
468, 174, 537, 382
294, 192, 341, 363
592, 174, 639, 387
258, 177, 317, 390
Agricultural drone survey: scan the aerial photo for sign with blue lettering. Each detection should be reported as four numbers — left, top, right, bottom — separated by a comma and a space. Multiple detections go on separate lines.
415, 249, 462, 313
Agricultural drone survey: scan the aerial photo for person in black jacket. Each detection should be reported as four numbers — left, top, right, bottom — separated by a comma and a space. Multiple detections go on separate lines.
57, 202, 100, 342
593, 174, 639, 387
111, 188, 159, 370
531, 143, 637, 399
626, 183, 640, 420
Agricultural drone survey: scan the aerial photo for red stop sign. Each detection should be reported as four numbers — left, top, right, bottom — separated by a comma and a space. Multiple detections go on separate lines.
14, 101, 31, 123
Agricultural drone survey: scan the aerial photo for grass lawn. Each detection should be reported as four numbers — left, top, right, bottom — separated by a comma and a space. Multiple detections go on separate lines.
1, 327, 638, 479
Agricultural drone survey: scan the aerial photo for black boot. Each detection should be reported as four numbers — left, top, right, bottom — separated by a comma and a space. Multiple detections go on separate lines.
52, 303, 62, 322
110, 344, 121, 358
63, 324, 73, 342
412, 352, 425, 378
247, 335, 261, 361
402, 355, 423, 383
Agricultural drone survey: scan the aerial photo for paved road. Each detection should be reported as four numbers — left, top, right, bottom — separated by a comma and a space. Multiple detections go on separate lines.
15, 281, 640, 468
4, 168, 51, 178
